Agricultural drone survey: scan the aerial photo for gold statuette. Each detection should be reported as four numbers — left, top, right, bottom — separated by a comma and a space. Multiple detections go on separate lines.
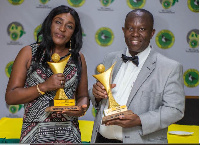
45, 53, 80, 112
93, 63, 133, 124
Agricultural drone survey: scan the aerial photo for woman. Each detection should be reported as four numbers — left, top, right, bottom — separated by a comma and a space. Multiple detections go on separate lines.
5, 5, 89, 143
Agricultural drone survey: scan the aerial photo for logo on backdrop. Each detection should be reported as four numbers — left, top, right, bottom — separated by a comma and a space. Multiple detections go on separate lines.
7, 22, 25, 45
155, 30, 175, 49
39, 0, 50, 4
159, 0, 178, 13
98, 0, 115, 11
183, 69, 199, 88
34, 24, 42, 42
5, 61, 14, 78
92, 107, 97, 117
187, 0, 199, 12
6, 104, 24, 117
82, 28, 86, 37
95, 27, 114, 46
67, 0, 86, 7
36, 0, 51, 9
127, 0, 146, 9
186, 29, 199, 53
8, 0, 24, 5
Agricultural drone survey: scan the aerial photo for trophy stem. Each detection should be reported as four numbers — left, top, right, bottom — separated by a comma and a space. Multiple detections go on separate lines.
107, 90, 120, 109
54, 88, 69, 100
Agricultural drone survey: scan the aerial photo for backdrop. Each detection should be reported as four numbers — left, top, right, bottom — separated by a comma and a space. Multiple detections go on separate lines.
0, 0, 199, 121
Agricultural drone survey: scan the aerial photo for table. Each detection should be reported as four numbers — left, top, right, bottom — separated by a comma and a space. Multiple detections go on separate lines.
0, 117, 199, 143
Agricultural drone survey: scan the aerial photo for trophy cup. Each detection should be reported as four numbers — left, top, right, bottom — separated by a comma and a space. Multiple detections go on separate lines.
93, 63, 133, 124
45, 53, 80, 112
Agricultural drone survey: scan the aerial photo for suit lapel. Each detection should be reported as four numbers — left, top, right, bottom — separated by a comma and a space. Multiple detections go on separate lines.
126, 49, 157, 108
112, 49, 126, 82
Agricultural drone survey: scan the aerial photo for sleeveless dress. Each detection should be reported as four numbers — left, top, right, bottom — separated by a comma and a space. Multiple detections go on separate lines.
20, 43, 81, 143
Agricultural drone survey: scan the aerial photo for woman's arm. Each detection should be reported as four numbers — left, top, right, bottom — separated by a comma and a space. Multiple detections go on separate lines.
5, 45, 66, 105
62, 53, 90, 116
5, 45, 40, 105
76, 53, 90, 108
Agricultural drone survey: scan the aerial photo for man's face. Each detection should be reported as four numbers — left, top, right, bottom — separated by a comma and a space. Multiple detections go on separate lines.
122, 12, 155, 56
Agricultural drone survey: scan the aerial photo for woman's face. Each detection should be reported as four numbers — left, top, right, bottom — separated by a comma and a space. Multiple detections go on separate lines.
51, 13, 75, 47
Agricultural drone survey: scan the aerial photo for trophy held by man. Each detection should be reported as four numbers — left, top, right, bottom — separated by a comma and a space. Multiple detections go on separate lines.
45, 53, 80, 112
93, 63, 133, 124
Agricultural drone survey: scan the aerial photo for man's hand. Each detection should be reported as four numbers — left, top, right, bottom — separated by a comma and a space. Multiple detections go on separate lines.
92, 82, 116, 102
104, 113, 141, 128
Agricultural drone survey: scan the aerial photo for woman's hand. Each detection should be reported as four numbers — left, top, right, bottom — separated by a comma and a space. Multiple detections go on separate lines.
39, 73, 65, 92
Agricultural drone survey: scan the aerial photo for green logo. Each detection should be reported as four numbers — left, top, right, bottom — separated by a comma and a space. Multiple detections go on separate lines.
8, 0, 24, 5
184, 69, 199, 87
155, 30, 175, 49
95, 27, 114, 47
100, 0, 114, 7
82, 28, 86, 37
160, 0, 178, 9
127, 0, 146, 9
34, 24, 42, 42
187, 30, 199, 48
5, 61, 14, 78
7, 22, 26, 41
67, 0, 86, 7
39, 0, 50, 4
188, 0, 199, 12
92, 107, 97, 117
8, 104, 23, 114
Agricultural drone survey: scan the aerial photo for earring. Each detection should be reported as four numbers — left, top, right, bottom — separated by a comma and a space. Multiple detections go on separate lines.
69, 40, 72, 51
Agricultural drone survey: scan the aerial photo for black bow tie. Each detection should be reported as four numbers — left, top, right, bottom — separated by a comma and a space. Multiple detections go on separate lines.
121, 54, 139, 67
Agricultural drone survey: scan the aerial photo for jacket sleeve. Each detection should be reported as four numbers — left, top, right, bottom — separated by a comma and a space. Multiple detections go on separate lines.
89, 88, 102, 111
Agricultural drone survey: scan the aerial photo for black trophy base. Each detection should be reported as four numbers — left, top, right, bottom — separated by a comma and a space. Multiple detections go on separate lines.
102, 110, 133, 124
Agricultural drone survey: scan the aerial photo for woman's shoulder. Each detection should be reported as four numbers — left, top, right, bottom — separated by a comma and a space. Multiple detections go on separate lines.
19, 43, 40, 60
79, 52, 86, 63
20, 45, 32, 55
79, 52, 84, 58
20, 43, 39, 52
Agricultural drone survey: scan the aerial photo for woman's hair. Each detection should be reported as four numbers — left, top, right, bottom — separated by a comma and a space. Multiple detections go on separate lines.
33, 5, 82, 80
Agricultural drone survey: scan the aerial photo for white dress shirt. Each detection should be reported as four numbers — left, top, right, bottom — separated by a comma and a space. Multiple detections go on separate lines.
99, 45, 151, 141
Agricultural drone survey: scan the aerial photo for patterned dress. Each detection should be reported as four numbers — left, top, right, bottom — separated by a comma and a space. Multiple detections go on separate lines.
20, 43, 81, 143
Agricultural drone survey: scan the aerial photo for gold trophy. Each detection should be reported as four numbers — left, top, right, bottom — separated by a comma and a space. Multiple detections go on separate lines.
93, 63, 133, 124
45, 53, 80, 112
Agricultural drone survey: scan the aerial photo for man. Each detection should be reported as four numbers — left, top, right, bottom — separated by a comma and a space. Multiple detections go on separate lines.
89, 9, 185, 144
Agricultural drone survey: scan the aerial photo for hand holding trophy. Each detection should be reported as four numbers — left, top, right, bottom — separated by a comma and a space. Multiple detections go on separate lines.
45, 53, 80, 112
93, 63, 133, 124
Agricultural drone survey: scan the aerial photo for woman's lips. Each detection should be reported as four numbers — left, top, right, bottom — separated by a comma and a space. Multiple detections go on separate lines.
55, 33, 65, 38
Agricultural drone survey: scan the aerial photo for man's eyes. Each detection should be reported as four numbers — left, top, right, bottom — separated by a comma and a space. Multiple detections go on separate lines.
127, 27, 145, 31
140, 28, 145, 31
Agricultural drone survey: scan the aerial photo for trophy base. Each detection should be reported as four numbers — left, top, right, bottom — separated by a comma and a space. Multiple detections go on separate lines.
45, 99, 80, 112
54, 99, 75, 106
104, 105, 128, 116
102, 110, 133, 124
45, 106, 81, 112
